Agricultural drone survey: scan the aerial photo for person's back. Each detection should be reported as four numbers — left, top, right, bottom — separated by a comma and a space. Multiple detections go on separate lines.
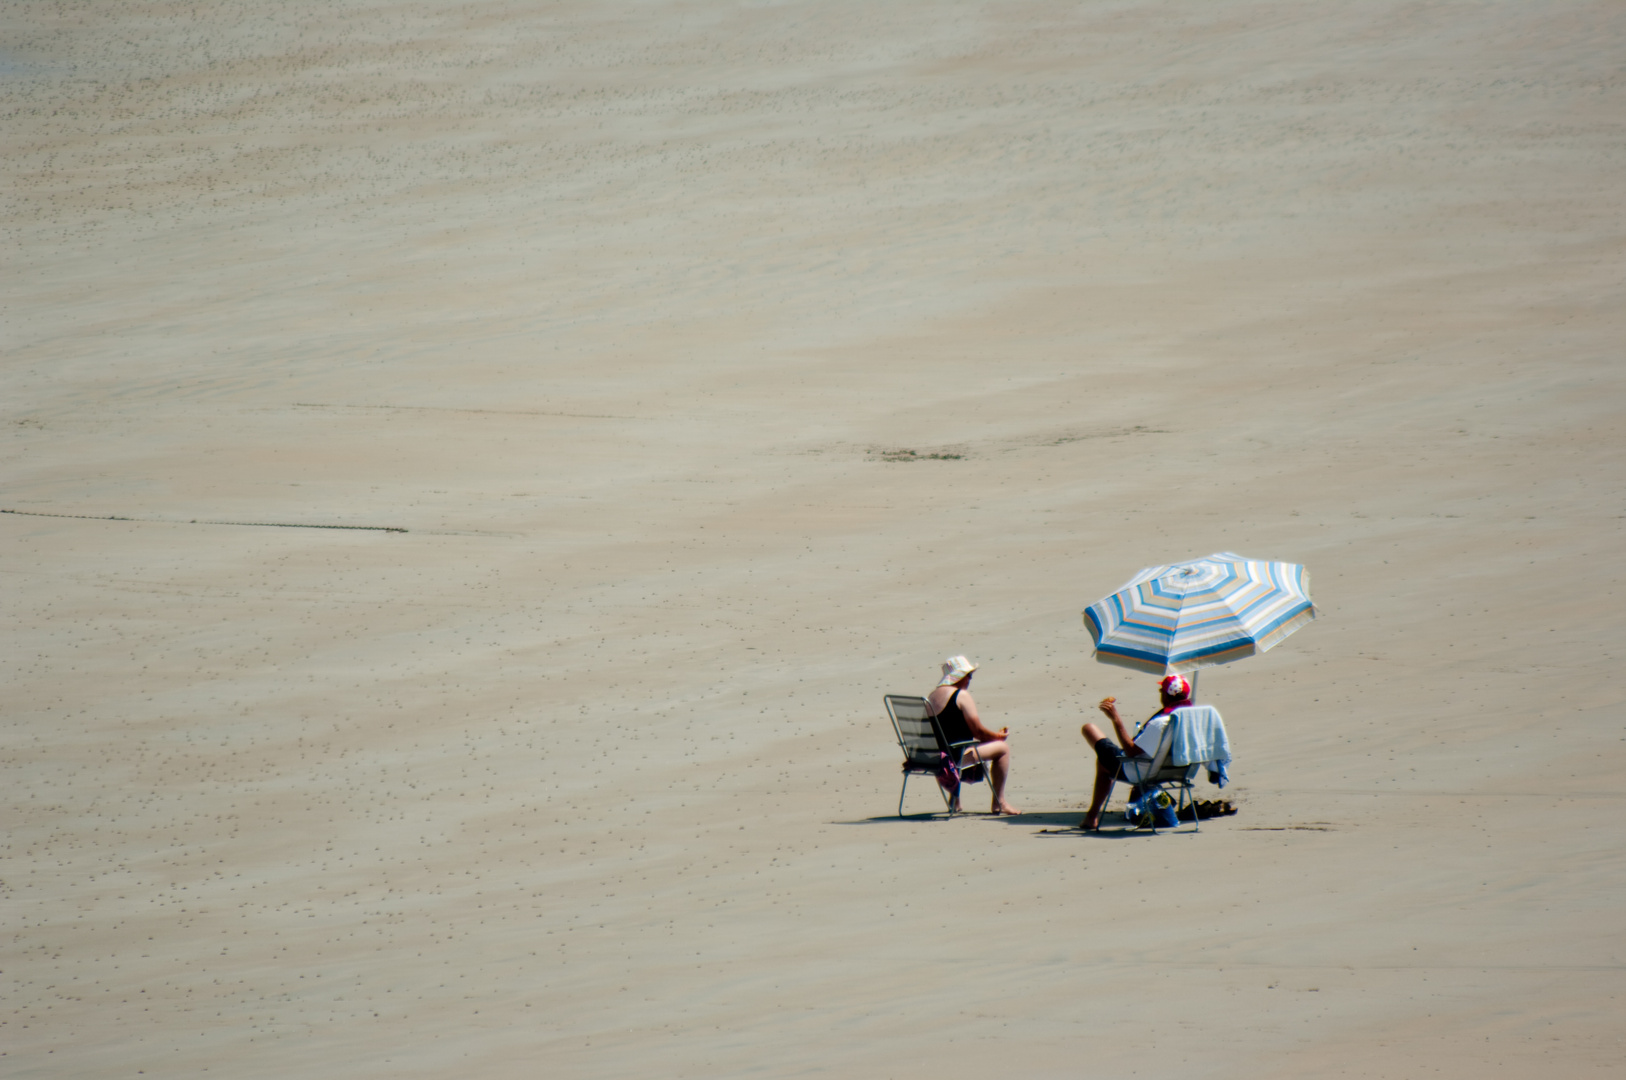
931, 687, 974, 748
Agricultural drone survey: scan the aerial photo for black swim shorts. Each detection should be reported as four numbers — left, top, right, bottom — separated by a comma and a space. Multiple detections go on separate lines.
1094, 741, 1150, 780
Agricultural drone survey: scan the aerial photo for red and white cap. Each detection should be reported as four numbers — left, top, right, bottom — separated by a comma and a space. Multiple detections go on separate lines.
1159, 673, 1192, 702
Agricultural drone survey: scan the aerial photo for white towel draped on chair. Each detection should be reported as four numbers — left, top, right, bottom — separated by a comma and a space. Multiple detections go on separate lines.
1167, 704, 1230, 767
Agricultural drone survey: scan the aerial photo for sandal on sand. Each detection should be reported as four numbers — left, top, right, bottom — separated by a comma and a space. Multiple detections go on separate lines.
1183, 799, 1240, 821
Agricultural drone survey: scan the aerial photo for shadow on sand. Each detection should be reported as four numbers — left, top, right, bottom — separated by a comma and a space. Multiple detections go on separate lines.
832, 810, 1185, 838
834, 810, 1081, 828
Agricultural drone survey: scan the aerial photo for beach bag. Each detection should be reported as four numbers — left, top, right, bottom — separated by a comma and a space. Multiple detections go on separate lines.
934, 753, 985, 794
1126, 786, 1179, 828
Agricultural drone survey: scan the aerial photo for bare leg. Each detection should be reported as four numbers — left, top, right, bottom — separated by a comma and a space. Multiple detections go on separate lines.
1080, 723, 1116, 830
964, 741, 1018, 815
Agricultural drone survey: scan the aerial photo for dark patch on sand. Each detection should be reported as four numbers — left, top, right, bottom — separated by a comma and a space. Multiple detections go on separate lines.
873, 448, 964, 462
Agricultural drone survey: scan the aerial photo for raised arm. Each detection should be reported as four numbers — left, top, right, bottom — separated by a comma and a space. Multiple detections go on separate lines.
1096, 698, 1142, 754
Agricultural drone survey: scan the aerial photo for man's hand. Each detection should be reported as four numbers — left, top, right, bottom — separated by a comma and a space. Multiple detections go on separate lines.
1098, 696, 1136, 750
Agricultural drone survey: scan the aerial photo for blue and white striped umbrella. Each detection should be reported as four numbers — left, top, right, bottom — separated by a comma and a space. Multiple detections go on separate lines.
1083, 553, 1316, 675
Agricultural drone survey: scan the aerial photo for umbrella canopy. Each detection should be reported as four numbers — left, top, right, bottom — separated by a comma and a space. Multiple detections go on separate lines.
1083, 552, 1316, 675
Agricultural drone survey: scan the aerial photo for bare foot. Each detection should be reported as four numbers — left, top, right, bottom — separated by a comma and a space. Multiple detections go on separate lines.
1081, 810, 1101, 831
991, 802, 1021, 816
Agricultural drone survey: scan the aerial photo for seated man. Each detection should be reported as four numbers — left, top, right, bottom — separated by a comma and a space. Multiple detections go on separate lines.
1078, 673, 1193, 831
926, 655, 1019, 816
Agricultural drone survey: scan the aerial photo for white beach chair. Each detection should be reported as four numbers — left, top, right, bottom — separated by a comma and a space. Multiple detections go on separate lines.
1105, 712, 1204, 833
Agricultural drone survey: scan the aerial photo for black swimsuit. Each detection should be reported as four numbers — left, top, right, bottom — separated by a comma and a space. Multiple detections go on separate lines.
933, 688, 974, 749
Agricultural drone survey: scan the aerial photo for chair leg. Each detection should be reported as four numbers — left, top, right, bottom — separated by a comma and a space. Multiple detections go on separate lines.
900, 770, 960, 818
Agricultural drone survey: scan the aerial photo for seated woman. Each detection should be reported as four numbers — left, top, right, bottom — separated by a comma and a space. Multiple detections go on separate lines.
925, 655, 1019, 816
1079, 673, 1191, 830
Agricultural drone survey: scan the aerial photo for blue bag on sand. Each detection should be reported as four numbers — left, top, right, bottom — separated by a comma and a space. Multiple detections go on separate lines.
1127, 787, 1180, 828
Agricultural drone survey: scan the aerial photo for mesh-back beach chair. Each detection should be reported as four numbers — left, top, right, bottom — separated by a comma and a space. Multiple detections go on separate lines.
884, 694, 986, 817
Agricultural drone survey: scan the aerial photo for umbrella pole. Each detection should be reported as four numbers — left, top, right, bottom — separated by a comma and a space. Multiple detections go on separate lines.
1191, 669, 1199, 702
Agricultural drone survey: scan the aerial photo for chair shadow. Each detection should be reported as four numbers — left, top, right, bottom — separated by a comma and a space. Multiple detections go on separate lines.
994, 810, 1085, 827
832, 809, 1084, 827
831, 813, 963, 824
1034, 818, 1177, 839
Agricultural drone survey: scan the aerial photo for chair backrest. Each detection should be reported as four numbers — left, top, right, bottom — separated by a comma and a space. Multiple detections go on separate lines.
885, 695, 944, 767
1165, 703, 1228, 767
1146, 712, 1198, 782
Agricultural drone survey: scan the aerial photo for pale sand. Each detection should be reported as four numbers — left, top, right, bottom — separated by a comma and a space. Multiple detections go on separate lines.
5, 2, 1624, 1076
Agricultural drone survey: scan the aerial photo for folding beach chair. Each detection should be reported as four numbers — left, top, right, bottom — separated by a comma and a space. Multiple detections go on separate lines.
1104, 712, 1202, 833
884, 694, 987, 817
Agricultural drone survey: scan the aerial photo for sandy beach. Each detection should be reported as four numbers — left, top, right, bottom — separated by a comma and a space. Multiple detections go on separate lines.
5, 2, 1624, 1075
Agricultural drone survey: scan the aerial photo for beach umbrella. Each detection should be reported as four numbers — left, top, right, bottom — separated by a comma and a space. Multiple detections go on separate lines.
1082, 552, 1316, 676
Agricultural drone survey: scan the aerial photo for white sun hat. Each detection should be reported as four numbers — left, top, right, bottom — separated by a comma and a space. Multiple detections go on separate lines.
937, 655, 979, 687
